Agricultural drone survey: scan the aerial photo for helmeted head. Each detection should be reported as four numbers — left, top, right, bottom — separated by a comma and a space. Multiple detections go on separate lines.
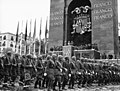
65, 56, 69, 61
26, 54, 32, 59
38, 55, 42, 60
52, 54, 57, 61
71, 56, 76, 61
58, 55, 63, 62
46, 55, 52, 60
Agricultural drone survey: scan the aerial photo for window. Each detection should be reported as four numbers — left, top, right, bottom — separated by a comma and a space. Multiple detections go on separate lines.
3, 36, 6, 40
10, 42, 13, 47
0, 36, 2, 40
19, 45, 20, 49
11, 36, 14, 41
2, 41, 6, 46
0, 42, 1, 47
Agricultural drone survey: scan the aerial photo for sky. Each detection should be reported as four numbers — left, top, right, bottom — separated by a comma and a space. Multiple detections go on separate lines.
0, 0, 120, 38
0, 0, 50, 39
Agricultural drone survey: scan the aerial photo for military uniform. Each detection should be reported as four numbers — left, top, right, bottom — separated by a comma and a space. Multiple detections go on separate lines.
3, 54, 12, 82
46, 55, 55, 91
53, 55, 63, 90
34, 56, 44, 89
62, 57, 70, 89
69, 56, 77, 89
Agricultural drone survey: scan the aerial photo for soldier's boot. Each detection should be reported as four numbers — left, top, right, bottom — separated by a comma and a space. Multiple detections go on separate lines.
34, 79, 39, 88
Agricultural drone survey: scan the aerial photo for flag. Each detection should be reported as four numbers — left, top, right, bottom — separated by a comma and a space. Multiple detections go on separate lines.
45, 18, 48, 40
39, 18, 42, 55
39, 18, 42, 41
45, 18, 48, 54
16, 22, 19, 44
33, 19, 36, 41
29, 20, 32, 38
25, 21, 27, 41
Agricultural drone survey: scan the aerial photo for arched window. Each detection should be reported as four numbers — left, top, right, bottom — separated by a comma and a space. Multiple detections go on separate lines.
10, 42, 13, 47
19, 45, 20, 49
3, 36, 6, 40
11, 36, 14, 41
2, 41, 6, 46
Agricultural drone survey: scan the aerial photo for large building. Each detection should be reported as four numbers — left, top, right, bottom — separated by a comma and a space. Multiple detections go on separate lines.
0, 32, 33, 55
48, 0, 119, 58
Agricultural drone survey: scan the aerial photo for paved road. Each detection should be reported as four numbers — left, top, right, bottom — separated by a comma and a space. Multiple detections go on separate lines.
1, 84, 120, 91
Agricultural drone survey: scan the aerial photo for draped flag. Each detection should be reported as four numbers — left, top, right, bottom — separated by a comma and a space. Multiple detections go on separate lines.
33, 19, 36, 41
29, 20, 32, 54
45, 18, 48, 54
29, 20, 32, 38
45, 18, 48, 41
25, 21, 28, 41
39, 18, 42, 55
15, 22, 19, 46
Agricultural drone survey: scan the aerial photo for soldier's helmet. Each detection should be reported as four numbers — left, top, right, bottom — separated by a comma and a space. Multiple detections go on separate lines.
65, 56, 69, 61
14, 53, 19, 58
52, 54, 57, 60
22, 55, 26, 58
71, 56, 76, 61
58, 55, 63, 61
38, 55, 42, 60
7, 51, 12, 56
26, 54, 32, 59
46, 55, 52, 60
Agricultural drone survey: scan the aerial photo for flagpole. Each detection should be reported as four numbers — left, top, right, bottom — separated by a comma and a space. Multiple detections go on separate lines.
29, 20, 32, 54
33, 19, 36, 56
39, 18, 42, 55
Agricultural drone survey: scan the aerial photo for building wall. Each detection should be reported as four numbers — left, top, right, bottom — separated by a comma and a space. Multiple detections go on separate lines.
0, 32, 33, 55
49, 0, 119, 57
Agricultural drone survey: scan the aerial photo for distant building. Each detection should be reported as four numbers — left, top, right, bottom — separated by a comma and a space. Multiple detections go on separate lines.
0, 32, 33, 55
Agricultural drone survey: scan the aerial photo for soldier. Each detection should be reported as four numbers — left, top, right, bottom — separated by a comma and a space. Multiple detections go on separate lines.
24, 54, 33, 85
19, 55, 26, 82
34, 55, 44, 89
3, 51, 12, 83
62, 56, 70, 90
46, 55, 55, 91
11, 53, 18, 82
53, 55, 63, 91
0, 57, 4, 81
69, 56, 77, 89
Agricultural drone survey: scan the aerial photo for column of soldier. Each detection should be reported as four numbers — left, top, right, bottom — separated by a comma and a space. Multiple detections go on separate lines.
0, 52, 120, 91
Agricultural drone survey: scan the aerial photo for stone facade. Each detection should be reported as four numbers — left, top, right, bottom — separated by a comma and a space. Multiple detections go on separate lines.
49, 0, 119, 57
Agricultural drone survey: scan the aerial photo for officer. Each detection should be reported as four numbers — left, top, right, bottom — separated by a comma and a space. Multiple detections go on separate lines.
53, 55, 63, 91
46, 55, 55, 91
34, 55, 44, 89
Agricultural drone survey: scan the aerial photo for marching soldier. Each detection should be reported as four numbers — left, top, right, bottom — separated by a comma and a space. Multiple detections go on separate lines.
34, 55, 44, 89
53, 55, 63, 91
19, 55, 26, 82
3, 51, 12, 83
46, 55, 55, 91
0, 57, 4, 81
69, 56, 77, 89
24, 54, 33, 85
62, 56, 70, 90
11, 53, 18, 82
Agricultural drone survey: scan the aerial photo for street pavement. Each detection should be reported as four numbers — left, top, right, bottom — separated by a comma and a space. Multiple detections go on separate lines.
1, 84, 120, 91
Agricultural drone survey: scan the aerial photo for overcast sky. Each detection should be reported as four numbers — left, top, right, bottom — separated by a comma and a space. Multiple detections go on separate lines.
0, 0, 120, 38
